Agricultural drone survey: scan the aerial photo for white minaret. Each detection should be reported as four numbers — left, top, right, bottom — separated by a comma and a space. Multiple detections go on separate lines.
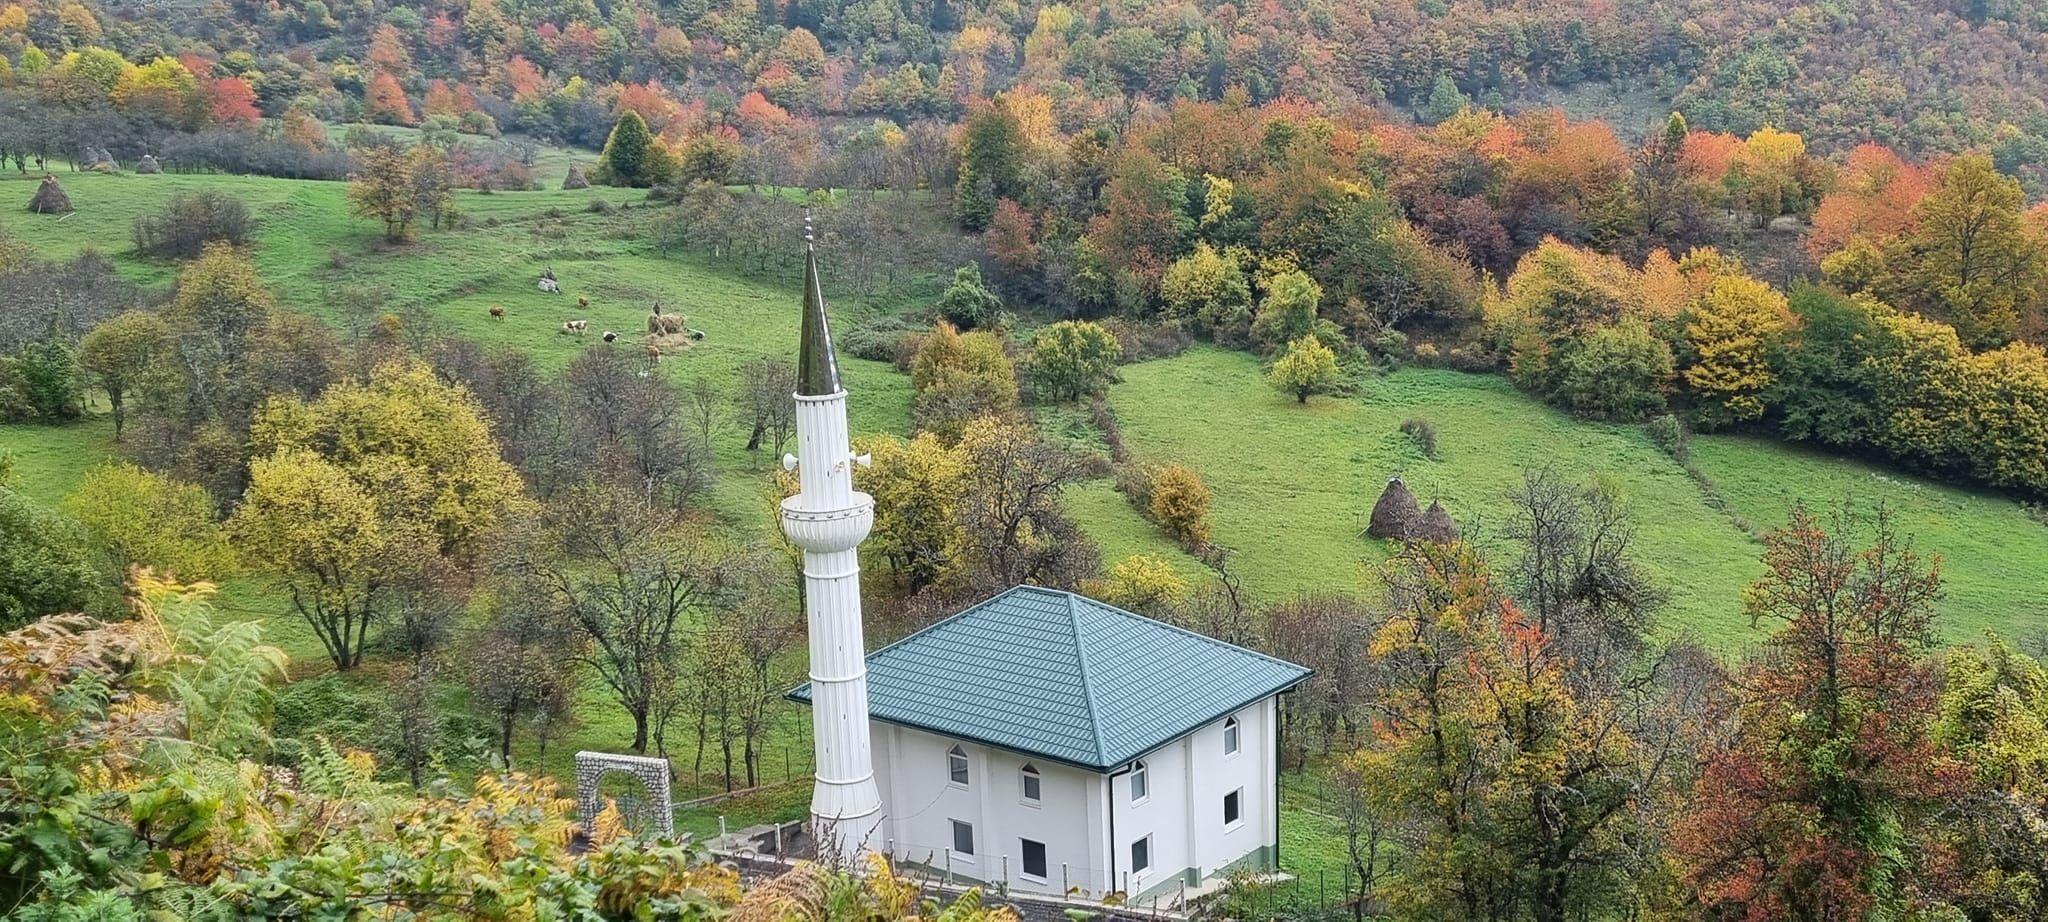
780, 216, 885, 862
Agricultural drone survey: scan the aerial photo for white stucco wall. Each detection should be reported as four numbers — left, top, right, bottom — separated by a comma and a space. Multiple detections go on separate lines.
866, 695, 1280, 900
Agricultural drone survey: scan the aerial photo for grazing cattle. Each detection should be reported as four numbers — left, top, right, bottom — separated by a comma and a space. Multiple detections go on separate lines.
560, 319, 588, 334
602, 330, 617, 343
489, 305, 506, 320
578, 296, 590, 309
538, 278, 560, 293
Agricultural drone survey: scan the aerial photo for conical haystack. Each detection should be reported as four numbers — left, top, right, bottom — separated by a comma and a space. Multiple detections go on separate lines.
1412, 499, 1459, 544
562, 165, 589, 190
136, 154, 161, 174
27, 174, 73, 214
1366, 476, 1421, 539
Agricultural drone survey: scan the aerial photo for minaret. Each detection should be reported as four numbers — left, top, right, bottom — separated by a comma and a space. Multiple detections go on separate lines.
780, 215, 885, 861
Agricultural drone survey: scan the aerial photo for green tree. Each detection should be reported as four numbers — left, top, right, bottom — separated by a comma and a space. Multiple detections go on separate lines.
936, 263, 1003, 329
76, 310, 170, 440
4, 336, 81, 422
0, 486, 98, 629
1551, 320, 1674, 421
910, 321, 1017, 439
592, 110, 675, 188
1250, 268, 1325, 351
65, 463, 234, 581
1885, 153, 2048, 348
1027, 320, 1121, 402
1269, 335, 1340, 404
954, 101, 1025, 230
1419, 73, 1470, 125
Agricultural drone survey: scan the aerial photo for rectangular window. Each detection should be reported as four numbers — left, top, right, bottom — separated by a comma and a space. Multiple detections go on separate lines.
1223, 789, 1242, 826
1223, 717, 1240, 755
948, 746, 969, 786
1021, 839, 1048, 879
1021, 768, 1041, 803
1131, 835, 1151, 873
1129, 761, 1148, 802
952, 819, 975, 856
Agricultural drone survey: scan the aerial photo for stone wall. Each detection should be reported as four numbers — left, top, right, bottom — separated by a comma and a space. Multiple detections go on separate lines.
574, 751, 674, 839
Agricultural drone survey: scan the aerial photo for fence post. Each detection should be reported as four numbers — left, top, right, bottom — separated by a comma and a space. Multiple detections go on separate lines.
1002, 855, 1009, 885
1062, 863, 1069, 894
944, 848, 952, 885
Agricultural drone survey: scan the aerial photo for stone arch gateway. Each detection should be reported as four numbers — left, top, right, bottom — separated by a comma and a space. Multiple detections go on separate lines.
574, 751, 675, 838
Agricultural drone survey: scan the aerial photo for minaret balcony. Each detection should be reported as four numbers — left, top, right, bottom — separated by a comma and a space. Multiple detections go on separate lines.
779, 493, 876, 553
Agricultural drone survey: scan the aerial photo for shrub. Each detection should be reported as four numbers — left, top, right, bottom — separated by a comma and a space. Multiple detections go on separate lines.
936, 263, 1003, 330
1028, 320, 1122, 403
1269, 336, 1341, 404
132, 190, 253, 259
1115, 461, 1156, 512
1646, 413, 1690, 463
1549, 321, 1674, 421
1148, 463, 1212, 549
1400, 417, 1439, 459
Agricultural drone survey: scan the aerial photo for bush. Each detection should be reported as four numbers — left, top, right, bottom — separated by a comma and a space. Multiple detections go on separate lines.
840, 313, 928, 364
1548, 321, 1674, 421
1646, 413, 1690, 463
1400, 417, 1439, 459
1148, 463, 1213, 549
1028, 320, 1122, 403
0, 339, 82, 422
131, 190, 253, 259
0, 487, 100, 630
936, 263, 1003, 330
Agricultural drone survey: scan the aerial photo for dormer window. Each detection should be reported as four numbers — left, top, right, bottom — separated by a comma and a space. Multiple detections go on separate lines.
1129, 760, 1149, 803
1223, 717, 1241, 755
948, 745, 969, 786
1021, 763, 1042, 803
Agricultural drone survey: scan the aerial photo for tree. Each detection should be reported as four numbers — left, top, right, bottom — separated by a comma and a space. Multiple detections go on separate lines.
1418, 74, 1470, 125
1250, 268, 1324, 352
76, 310, 167, 440
1933, 638, 2048, 918
955, 416, 1098, 590
64, 463, 233, 581
0, 485, 97, 630
348, 142, 420, 241
592, 110, 675, 188
364, 72, 415, 125
1550, 320, 1673, 421
1676, 505, 1953, 919
1085, 554, 1190, 617
1269, 335, 1339, 404
250, 360, 528, 559
1884, 153, 2048, 348
510, 488, 748, 753
734, 356, 795, 461
1026, 320, 1120, 402
231, 448, 417, 671
1147, 463, 1211, 548
910, 321, 1017, 439
954, 100, 1025, 229
464, 567, 578, 764
1161, 242, 1252, 341
857, 432, 967, 591
1682, 274, 1794, 428
935, 263, 1002, 330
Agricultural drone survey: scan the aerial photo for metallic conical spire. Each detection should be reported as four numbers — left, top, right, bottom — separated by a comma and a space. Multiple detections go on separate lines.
796, 210, 842, 397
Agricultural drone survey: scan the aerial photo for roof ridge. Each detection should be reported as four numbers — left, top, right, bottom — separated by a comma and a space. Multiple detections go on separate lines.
1065, 591, 1110, 766
1061, 587, 1309, 673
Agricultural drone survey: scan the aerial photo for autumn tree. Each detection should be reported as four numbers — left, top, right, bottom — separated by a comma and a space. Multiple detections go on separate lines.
1269, 335, 1339, 404
65, 462, 234, 581
1880, 153, 2048, 348
910, 321, 1017, 439
347, 143, 421, 241
1250, 268, 1325, 352
1147, 463, 1211, 548
955, 416, 1098, 591
1026, 320, 1120, 402
1084, 554, 1191, 618
1682, 274, 1795, 428
75, 309, 168, 440
857, 432, 966, 592
1676, 505, 1954, 919
1162, 242, 1252, 341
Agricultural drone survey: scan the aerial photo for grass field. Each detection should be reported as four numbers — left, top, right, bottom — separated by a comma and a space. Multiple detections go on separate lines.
1103, 347, 2048, 649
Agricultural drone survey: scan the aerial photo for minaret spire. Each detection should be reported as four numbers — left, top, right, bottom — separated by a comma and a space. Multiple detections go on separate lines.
781, 211, 884, 863
797, 208, 842, 397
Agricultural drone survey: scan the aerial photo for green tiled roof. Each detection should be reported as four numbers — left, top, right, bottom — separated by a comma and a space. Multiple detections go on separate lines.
789, 586, 1312, 771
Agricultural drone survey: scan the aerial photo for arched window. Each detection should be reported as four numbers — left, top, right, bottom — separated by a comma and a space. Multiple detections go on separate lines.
1223, 716, 1241, 755
1020, 763, 1042, 803
948, 745, 970, 786
1129, 760, 1149, 803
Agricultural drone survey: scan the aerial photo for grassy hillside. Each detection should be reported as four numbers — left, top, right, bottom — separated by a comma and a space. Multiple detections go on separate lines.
1098, 348, 2048, 649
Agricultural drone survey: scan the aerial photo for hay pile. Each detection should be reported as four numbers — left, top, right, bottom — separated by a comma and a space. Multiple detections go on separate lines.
27, 175, 72, 214
136, 154, 161, 174
1366, 477, 1421, 539
562, 166, 589, 190
1412, 499, 1459, 544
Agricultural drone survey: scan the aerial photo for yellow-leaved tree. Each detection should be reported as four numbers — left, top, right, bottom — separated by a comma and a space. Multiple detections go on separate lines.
1683, 274, 1795, 428
1269, 335, 1340, 404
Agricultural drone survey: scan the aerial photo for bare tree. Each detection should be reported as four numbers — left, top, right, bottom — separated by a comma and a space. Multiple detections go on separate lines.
735, 356, 796, 462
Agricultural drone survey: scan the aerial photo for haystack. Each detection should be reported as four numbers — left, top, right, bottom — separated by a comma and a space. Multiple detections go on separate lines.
1366, 476, 1421, 539
27, 175, 73, 214
136, 154, 161, 174
562, 166, 589, 190
648, 312, 687, 336
1412, 499, 1459, 544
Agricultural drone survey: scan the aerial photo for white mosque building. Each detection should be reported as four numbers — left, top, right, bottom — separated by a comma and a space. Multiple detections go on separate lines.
778, 227, 1312, 902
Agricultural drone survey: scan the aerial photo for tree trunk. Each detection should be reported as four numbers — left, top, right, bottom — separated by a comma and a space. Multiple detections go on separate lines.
631, 707, 650, 753
500, 711, 516, 764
